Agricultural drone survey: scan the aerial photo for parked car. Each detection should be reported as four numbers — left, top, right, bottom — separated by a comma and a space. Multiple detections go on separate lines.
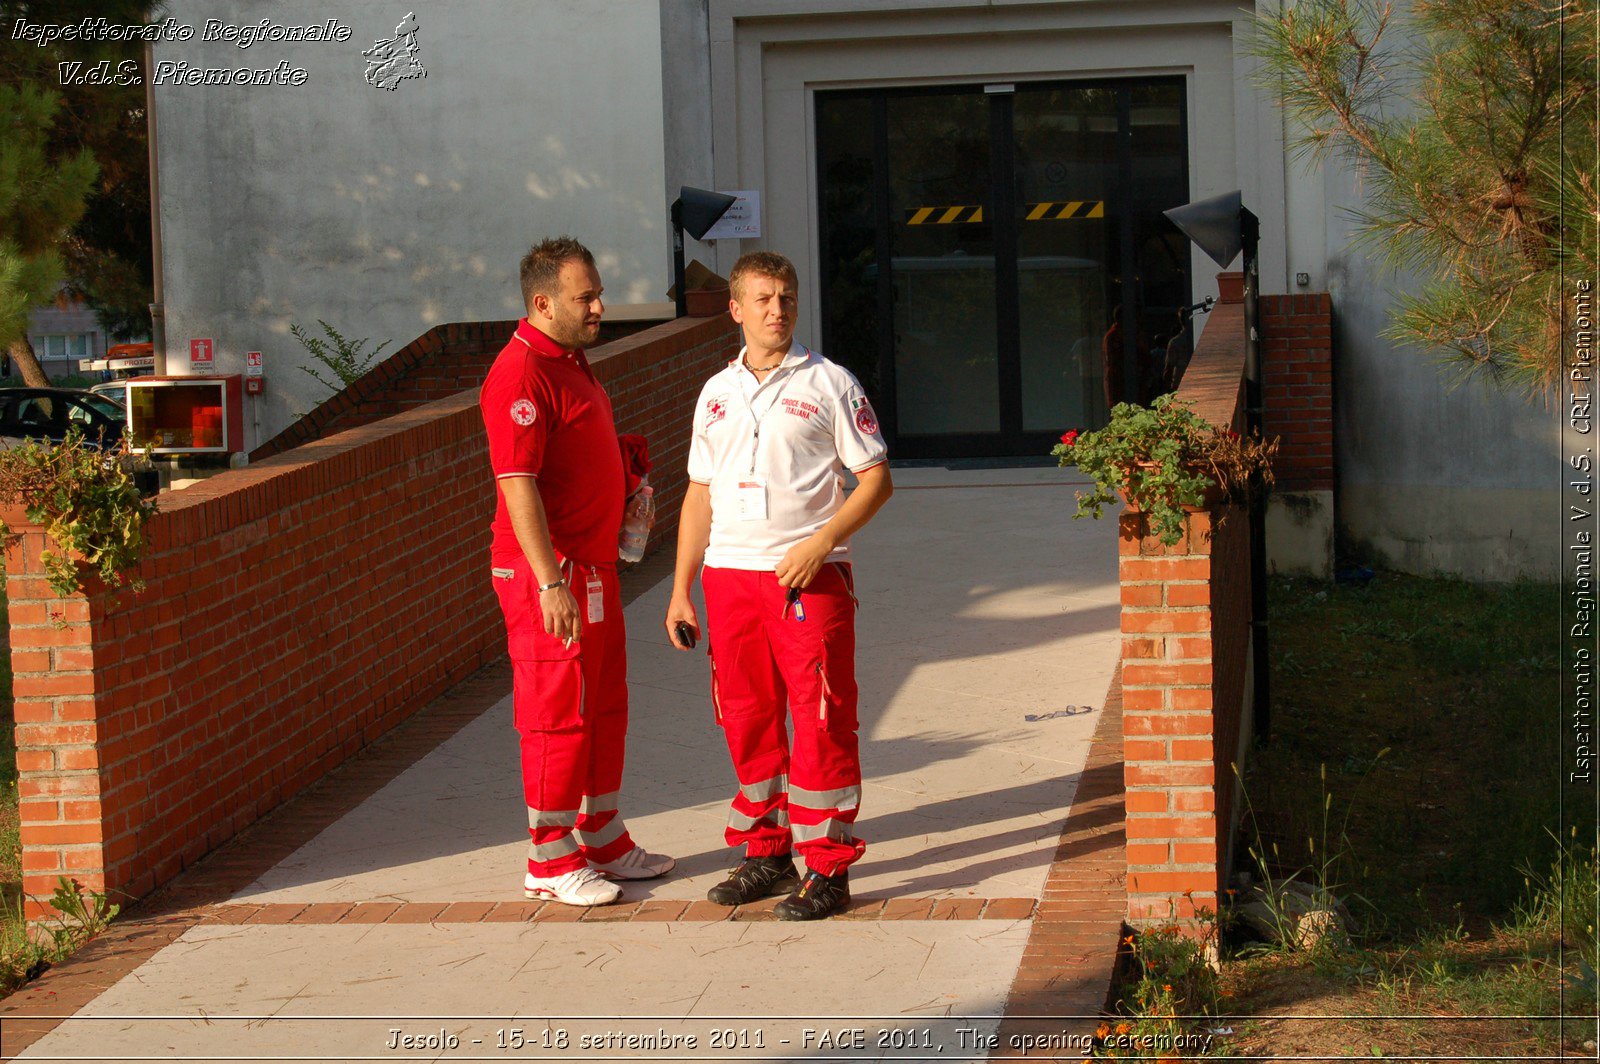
0, 388, 127, 450
88, 379, 129, 404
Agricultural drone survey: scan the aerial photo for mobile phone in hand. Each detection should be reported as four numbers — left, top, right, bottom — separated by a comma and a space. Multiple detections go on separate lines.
674, 621, 697, 650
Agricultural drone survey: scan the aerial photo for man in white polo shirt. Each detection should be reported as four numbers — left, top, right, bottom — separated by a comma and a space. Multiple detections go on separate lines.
665, 251, 893, 921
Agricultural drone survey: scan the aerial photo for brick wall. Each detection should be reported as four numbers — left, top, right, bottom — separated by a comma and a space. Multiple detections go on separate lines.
1119, 290, 1254, 927
7, 314, 738, 917
1259, 293, 1334, 492
251, 318, 663, 461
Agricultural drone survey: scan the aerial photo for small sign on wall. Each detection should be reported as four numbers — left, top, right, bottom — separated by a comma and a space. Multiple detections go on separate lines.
246, 350, 263, 376
189, 338, 214, 369
702, 191, 762, 240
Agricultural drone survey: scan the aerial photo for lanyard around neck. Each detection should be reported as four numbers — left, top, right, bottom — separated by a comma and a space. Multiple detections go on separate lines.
737, 346, 804, 474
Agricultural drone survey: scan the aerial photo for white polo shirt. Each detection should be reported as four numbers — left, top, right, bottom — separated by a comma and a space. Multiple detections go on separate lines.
687, 341, 888, 571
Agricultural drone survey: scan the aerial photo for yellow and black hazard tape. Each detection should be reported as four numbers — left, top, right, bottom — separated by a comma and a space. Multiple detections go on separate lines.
1024, 200, 1105, 220
901, 201, 1105, 224
904, 205, 985, 225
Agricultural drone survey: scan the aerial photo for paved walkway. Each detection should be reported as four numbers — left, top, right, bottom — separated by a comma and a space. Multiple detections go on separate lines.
2, 467, 1128, 1063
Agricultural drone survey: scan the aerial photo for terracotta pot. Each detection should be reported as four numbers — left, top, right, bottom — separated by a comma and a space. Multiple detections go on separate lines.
685, 285, 732, 318
1216, 271, 1245, 304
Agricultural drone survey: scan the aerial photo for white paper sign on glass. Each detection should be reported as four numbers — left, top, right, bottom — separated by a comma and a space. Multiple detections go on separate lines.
702, 191, 762, 240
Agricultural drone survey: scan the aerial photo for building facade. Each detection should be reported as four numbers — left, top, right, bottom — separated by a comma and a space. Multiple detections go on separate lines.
149, 0, 1559, 580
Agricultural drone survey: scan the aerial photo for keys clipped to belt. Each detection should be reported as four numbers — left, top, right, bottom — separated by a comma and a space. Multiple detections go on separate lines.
782, 586, 806, 622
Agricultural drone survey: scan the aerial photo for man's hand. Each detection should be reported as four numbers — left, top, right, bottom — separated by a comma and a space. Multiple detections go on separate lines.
775, 533, 834, 590
541, 583, 583, 644
665, 594, 700, 650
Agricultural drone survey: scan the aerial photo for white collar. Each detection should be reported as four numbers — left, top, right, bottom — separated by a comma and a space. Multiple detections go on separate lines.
731, 340, 808, 378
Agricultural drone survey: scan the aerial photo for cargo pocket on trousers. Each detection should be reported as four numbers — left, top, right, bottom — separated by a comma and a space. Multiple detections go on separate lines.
511, 657, 586, 733
814, 641, 857, 733
708, 646, 725, 725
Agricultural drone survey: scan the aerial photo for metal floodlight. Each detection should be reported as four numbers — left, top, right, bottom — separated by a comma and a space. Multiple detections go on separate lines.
1163, 190, 1246, 270
671, 186, 738, 317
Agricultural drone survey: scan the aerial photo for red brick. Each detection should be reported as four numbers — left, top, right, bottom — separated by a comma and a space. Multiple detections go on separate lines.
1172, 739, 1214, 761
1124, 842, 1170, 865
1119, 557, 1210, 581
1174, 842, 1219, 864
1121, 662, 1213, 686
339, 903, 401, 924
1121, 611, 1211, 634
1164, 583, 1213, 607
1123, 739, 1165, 760
981, 898, 1036, 920
1124, 713, 1211, 736
1128, 870, 1217, 894
1119, 686, 1164, 711
1120, 583, 1161, 607
1121, 637, 1162, 659
1171, 688, 1214, 711
1124, 791, 1169, 813
1125, 815, 1214, 839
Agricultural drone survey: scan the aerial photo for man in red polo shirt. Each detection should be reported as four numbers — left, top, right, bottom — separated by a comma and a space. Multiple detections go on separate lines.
480, 236, 673, 907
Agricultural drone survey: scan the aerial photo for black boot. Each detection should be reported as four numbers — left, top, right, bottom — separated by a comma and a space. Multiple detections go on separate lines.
706, 853, 800, 906
774, 869, 850, 921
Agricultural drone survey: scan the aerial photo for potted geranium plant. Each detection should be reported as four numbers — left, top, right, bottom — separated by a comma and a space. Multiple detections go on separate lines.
0, 429, 158, 598
1054, 394, 1278, 546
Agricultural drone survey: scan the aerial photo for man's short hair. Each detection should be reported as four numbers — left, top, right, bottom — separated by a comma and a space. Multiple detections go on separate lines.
729, 251, 799, 301
520, 237, 596, 310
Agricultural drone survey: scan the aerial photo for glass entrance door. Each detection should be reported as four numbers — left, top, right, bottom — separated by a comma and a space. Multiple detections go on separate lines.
817, 77, 1191, 459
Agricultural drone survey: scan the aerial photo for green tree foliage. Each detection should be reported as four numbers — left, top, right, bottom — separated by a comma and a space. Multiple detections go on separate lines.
2, 2, 157, 343
1248, 0, 1596, 394
0, 82, 98, 385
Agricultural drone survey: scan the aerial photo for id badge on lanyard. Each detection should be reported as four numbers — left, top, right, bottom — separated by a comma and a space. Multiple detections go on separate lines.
737, 477, 769, 521
737, 353, 801, 522
586, 570, 605, 624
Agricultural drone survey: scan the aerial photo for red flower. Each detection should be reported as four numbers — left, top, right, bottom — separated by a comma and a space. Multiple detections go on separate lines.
1059, 429, 1080, 446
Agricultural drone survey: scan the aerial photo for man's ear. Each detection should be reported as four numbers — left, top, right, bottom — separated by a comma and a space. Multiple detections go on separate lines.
529, 293, 550, 320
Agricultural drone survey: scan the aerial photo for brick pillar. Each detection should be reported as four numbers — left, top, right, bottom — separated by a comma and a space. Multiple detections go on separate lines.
1260, 292, 1335, 577
4, 524, 107, 921
1119, 507, 1223, 926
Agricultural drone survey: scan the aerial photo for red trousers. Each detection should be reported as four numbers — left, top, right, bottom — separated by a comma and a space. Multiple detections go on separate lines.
491, 555, 635, 876
702, 563, 866, 877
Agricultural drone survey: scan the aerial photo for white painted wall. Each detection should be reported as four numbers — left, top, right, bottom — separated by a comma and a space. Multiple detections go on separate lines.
153, 0, 669, 446
694, 0, 1559, 580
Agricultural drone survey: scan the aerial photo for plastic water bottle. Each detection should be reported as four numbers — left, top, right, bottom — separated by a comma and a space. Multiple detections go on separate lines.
619, 481, 654, 563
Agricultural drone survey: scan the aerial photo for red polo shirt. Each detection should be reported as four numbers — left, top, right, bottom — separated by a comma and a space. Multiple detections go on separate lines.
480, 319, 624, 566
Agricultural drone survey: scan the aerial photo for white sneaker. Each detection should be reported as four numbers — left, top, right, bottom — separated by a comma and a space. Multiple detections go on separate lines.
591, 845, 677, 881
524, 866, 622, 906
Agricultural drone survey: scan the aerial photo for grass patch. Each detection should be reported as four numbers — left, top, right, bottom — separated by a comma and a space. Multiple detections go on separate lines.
1217, 570, 1595, 1057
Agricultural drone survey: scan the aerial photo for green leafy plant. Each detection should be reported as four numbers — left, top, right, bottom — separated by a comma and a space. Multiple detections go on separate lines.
1053, 394, 1278, 546
291, 319, 391, 396
1, 875, 120, 995
0, 428, 155, 598
1513, 826, 1599, 1010
1097, 906, 1223, 1059
1232, 757, 1384, 957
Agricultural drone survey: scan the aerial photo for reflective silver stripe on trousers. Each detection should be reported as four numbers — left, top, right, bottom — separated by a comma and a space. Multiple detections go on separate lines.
739, 774, 788, 803
579, 791, 620, 816
527, 808, 578, 829
787, 783, 860, 812
728, 807, 791, 832
574, 815, 627, 850
529, 835, 580, 862
792, 818, 854, 844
